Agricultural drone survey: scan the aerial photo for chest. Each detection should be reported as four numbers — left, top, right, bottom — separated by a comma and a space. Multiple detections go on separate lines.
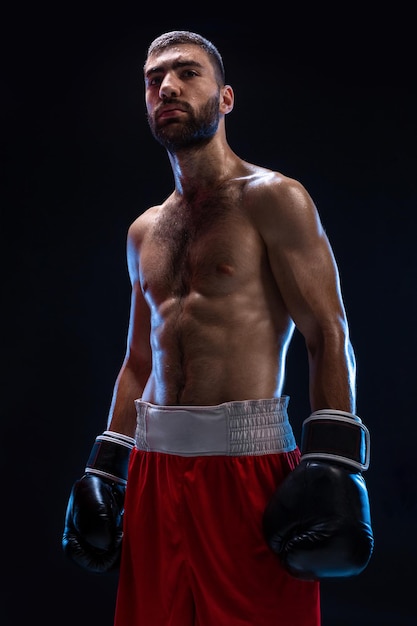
140, 201, 264, 300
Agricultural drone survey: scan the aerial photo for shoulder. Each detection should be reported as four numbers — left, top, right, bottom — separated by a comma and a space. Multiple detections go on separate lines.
127, 205, 160, 245
241, 164, 325, 245
125, 203, 165, 283
242, 165, 314, 215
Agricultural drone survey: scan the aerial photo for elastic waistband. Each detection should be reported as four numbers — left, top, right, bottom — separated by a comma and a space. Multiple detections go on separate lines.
134, 397, 296, 457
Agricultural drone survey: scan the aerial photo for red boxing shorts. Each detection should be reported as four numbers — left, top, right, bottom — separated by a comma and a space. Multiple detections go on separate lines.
114, 398, 321, 626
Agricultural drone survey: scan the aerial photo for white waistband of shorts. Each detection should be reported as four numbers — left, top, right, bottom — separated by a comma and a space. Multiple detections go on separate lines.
134, 397, 296, 456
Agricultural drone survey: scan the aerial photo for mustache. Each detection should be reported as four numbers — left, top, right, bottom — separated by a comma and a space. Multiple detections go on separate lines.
155, 98, 193, 118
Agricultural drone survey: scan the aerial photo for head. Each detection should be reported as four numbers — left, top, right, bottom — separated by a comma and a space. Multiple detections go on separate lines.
146, 31, 226, 86
143, 30, 233, 152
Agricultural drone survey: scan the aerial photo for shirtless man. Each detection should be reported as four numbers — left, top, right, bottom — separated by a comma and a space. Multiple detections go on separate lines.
63, 31, 373, 626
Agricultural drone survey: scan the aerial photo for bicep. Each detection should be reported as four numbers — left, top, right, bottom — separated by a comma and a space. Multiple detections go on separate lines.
124, 225, 152, 377
262, 183, 347, 340
126, 282, 152, 364
275, 229, 346, 339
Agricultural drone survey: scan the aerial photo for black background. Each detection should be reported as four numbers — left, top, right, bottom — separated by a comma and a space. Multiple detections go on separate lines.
2, 3, 416, 625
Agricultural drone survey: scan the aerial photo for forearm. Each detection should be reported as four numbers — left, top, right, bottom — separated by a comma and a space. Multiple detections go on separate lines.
308, 334, 356, 413
106, 360, 147, 437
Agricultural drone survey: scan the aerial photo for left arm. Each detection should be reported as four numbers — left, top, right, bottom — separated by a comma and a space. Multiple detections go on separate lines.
256, 174, 356, 413
257, 174, 373, 580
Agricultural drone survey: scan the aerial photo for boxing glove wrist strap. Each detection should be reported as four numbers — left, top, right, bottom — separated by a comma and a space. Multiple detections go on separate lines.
85, 430, 136, 485
300, 409, 370, 472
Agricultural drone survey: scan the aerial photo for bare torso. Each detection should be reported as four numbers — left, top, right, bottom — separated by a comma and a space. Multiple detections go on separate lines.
134, 167, 295, 406
106, 42, 355, 430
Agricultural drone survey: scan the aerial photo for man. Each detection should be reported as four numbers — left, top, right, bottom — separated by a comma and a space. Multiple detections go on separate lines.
63, 31, 373, 625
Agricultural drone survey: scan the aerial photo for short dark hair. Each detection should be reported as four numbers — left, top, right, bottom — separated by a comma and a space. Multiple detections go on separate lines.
145, 30, 225, 85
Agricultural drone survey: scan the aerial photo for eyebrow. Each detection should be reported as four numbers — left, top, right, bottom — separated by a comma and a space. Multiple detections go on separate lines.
144, 59, 204, 79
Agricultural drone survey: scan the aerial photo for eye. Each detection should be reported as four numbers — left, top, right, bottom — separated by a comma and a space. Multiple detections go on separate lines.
147, 76, 162, 87
181, 69, 198, 79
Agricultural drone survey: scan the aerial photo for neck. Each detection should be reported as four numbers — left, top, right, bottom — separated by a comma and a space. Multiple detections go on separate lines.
167, 134, 236, 197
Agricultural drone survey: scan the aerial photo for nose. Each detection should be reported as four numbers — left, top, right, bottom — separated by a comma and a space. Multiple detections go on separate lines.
159, 73, 180, 100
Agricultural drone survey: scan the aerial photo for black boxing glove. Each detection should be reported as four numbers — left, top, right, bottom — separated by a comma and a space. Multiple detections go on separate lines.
62, 430, 135, 573
263, 409, 374, 580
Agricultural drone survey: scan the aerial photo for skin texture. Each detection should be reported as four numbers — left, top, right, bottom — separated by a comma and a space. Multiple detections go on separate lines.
106, 40, 356, 437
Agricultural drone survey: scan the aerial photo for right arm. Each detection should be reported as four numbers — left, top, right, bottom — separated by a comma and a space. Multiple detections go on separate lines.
107, 218, 153, 438
62, 215, 153, 573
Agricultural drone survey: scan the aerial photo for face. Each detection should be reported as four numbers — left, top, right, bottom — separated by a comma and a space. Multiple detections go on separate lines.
144, 44, 222, 152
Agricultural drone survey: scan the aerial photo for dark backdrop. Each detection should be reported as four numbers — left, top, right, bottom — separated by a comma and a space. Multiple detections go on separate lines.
2, 4, 416, 625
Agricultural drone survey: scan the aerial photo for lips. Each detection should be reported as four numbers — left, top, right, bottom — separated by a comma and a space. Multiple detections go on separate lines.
156, 103, 188, 120
158, 109, 184, 120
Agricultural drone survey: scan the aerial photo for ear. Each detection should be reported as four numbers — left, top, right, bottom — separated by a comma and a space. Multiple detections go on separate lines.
219, 84, 234, 114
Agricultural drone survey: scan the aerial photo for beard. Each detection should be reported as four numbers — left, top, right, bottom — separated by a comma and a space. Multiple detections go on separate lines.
147, 93, 220, 152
